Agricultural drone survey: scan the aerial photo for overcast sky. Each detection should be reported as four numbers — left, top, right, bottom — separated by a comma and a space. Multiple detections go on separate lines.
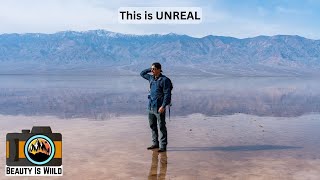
0, 0, 319, 39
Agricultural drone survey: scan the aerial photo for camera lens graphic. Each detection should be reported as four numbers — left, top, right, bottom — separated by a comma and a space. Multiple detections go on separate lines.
24, 135, 55, 165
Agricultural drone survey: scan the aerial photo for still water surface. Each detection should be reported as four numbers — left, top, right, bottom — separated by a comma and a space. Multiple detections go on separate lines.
0, 75, 320, 179
0, 75, 319, 118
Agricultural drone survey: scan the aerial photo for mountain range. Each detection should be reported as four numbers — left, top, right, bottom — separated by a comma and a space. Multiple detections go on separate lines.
0, 30, 319, 76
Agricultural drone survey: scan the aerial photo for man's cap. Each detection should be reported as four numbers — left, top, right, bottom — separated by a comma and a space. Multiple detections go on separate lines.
152, 62, 163, 72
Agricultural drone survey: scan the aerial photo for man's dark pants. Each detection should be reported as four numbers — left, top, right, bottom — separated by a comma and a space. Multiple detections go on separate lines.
148, 110, 167, 149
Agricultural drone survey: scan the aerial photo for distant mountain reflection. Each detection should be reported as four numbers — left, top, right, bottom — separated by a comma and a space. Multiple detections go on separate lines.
0, 75, 319, 119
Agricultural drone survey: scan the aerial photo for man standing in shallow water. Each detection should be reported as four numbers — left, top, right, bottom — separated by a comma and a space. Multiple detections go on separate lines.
140, 62, 172, 152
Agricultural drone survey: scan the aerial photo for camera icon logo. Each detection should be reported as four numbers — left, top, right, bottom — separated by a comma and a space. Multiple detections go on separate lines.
6, 126, 63, 176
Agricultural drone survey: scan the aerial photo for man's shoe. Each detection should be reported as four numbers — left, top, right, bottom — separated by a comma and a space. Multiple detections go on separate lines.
158, 148, 167, 152
147, 145, 159, 150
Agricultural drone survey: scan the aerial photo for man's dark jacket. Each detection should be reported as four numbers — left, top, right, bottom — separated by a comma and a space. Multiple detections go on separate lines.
140, 68, 171, 111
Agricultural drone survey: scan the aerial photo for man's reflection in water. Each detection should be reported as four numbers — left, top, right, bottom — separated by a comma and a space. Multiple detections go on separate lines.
148, 151, 167, 180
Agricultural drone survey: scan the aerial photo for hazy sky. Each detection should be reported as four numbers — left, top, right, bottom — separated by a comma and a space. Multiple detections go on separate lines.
0, 0, 319, 39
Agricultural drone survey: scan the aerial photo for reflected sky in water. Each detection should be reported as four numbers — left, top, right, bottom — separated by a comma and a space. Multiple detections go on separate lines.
0, 75, 319, 119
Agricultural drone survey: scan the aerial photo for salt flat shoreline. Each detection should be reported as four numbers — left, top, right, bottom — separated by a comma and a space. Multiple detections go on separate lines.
0, 113, 320, 179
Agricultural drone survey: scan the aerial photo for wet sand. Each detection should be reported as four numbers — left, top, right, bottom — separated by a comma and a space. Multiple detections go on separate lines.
1, 113, 320, 179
